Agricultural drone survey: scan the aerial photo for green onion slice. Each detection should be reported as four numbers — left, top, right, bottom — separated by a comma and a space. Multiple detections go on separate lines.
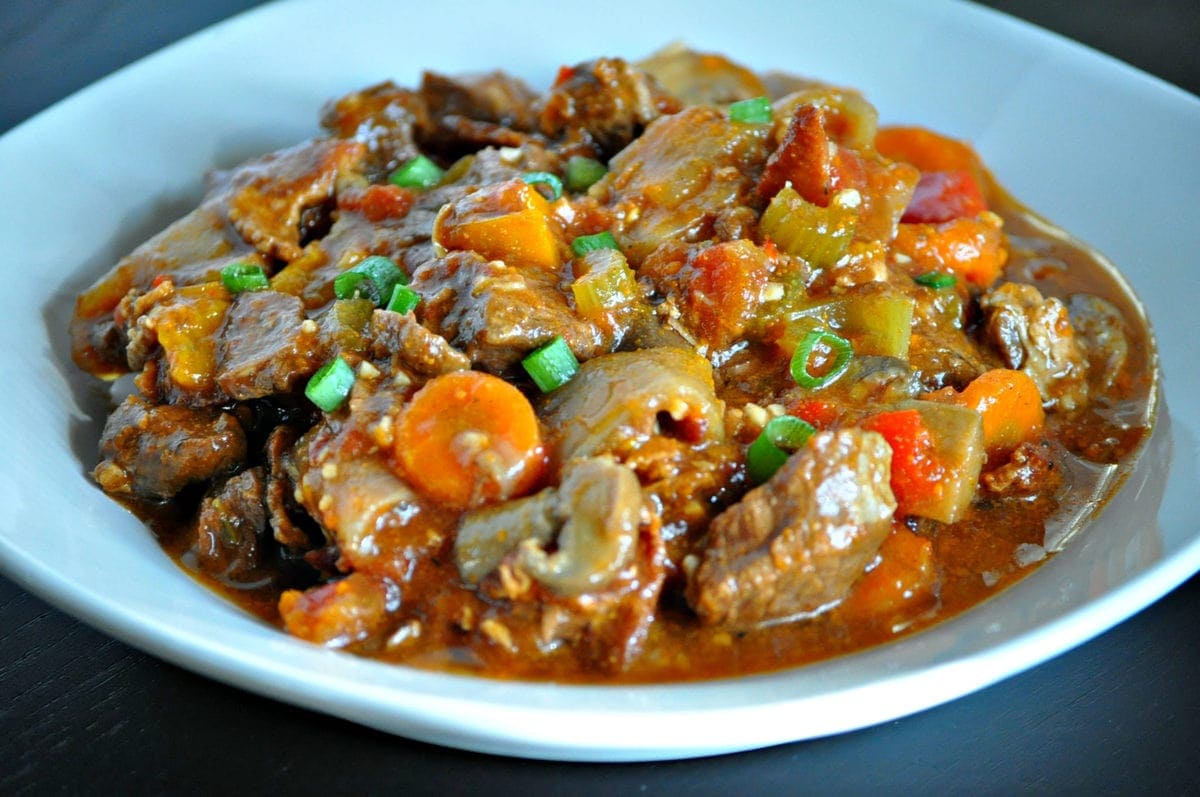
571, 231, 620, 257
913, 271, 957, 289
220, 262, 269, 293
522, 336, 579, 393
564, 156, 607, 192
746, 415, 816, 485
388, 155, 444, 190
728, 96, 772, 124
305, 357, 355, 412
791, 328, 854, 389
333, 255, 406, 306
386, 283, 421, 315
521, 171, 564, 201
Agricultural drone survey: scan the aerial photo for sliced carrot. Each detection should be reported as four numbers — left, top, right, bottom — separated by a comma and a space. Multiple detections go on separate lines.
874, 126, 985, 188
926, 368, 1045, 459
434, 179, 563, 270
841, 524, 936, 621
394, 370, 546, 510
893, 214, 1007, 288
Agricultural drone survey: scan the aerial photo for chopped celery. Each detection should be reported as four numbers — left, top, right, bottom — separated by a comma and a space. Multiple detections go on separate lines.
760, 185, 858, 269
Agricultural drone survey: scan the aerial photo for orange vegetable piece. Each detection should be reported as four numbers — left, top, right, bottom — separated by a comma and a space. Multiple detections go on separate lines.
434, 179, 562, 270
926, 368, 1045, 459
893, 215, 1008, 288
394, 370, 546, 510
151, 282, 231, 397
861, 409, 946, 514
874, 125, 986, 188
841, 525, 936, 622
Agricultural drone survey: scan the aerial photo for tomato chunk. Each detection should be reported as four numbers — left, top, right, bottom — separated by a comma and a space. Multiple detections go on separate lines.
901, 170, 986, 224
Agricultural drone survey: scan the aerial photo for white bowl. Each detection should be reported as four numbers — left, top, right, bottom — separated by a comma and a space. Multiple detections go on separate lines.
0, 0, 1197, 762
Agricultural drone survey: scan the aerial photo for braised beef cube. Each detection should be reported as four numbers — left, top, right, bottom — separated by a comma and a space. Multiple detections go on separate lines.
215, 291, 321, 400
688, 429, 897, 629
93, 395, 246, 500
369, 308, 470, 376
537, 58, 683, 158
195, 467, 268, 581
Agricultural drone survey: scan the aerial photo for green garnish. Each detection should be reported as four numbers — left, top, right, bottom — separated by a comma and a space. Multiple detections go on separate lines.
522, 336, 580, 393
305, 357, 355, 412
790, 328, 854, 389
388, 155, 444, 190
220, 262, 269, 293
746, 415, 816, 485
728, 96, 772, 124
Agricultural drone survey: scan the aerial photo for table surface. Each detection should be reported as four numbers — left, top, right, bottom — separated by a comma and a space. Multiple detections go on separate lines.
3, 1, 1198, 792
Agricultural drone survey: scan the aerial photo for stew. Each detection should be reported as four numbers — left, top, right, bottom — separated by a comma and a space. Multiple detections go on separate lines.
69, 46, 1156, 682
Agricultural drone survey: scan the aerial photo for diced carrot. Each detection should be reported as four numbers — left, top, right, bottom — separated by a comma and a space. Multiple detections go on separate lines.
861, 409, 946, 513
393, 370, 546, 510
926, 369, 1045, 459
841, 525, 936, 621
874, 126, 986, 188
893, 214, 1008, 288
434, 179, 563, 270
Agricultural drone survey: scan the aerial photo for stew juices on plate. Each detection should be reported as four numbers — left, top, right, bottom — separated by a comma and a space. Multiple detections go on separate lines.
69, 46, 1155, 682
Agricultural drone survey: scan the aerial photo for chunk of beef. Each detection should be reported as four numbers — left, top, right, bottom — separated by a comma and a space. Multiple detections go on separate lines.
416, 70, 541, 156
223, 138, 367, 262
687, 429, 897, 629
537, 58, 683, 159
93, 395, 246, 500
1068, 293, 1129, 393
980, 282, 1089, 411
369, 308, 470, 376
195, 467, 268, 581
264, 425, 311, 549
321, 81, 427, 179
216, 291, 322, 399
410, 251, 610, 373
596, 106, 769, 265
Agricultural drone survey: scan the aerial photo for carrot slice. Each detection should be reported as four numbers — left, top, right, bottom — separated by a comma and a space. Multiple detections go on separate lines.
394, 371, 546, 509
927, 368, 1045, 459
875, 125, 985, 187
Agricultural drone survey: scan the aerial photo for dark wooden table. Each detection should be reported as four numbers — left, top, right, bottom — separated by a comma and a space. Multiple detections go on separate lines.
3, 2, 1198, 792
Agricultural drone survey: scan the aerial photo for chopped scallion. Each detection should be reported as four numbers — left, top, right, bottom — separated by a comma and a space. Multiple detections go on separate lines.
521, 171, 564, 201
386, 283, 421, 315
571, 231, 619, 256
305, 357, 355, 412
220, 262, 269, 293
913, 271, 957, 289
388, 155, 444, 190
333, 255, 406, 306
746, 415, 816, 484
522, 336, 579, 392
564, 156, 607, 192
728, 96, 772, 124
791, 328, 854, 389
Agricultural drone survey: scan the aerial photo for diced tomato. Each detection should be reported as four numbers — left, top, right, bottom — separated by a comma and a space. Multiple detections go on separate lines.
554, 65, 577, 87
339, 183, 415, 222
788, 398, 838, 429
901, 170, 986, 224
861, 409, 945, 512
683, 240, 772, 350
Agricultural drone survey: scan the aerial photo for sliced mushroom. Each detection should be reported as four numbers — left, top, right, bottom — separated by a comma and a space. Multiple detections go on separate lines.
540, 346, 725, 464
516, 458, 641, 596
453, 457, 642, 596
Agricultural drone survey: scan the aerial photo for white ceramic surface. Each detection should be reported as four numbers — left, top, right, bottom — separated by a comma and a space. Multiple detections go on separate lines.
0, 0, 1197, 762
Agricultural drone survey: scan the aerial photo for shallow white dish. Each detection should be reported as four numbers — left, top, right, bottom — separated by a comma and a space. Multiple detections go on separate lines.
0, 0, 1197, 762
